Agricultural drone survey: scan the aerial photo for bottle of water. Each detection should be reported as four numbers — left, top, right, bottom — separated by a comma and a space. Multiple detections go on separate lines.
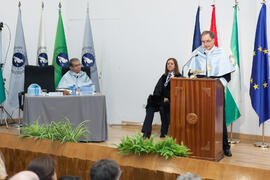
72, 84, 76, 95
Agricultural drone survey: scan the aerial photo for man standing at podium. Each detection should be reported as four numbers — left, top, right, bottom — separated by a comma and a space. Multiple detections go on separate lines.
188, 31, 235, 157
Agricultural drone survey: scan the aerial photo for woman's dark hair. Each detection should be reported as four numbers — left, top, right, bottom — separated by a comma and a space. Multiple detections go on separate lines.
164, 58, 180, 76
27, 156, 56, 180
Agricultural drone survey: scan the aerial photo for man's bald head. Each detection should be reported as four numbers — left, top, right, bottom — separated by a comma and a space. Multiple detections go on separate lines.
9, 171, 39, 180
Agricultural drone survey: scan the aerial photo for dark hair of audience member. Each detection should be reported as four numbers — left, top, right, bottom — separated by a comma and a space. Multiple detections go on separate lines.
27, 155, 56, 180
90, 159, 121, 180
58, 175, 82, 180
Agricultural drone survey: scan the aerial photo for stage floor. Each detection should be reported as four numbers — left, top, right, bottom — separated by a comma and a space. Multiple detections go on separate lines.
1, 124, 270, 171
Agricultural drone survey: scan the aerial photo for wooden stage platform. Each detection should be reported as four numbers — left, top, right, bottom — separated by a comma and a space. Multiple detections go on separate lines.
1, 124, 270, 179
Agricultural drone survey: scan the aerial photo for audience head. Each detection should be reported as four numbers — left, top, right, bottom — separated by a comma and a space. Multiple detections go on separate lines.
201, 30, 215, 51
165, 58, 180, 76
9, 171, 39, 180
27, 155, 57, 180
58, 175, 82, 180
176, 172, 201, 180
90, 159, 121, 180
69, 58, 82, 74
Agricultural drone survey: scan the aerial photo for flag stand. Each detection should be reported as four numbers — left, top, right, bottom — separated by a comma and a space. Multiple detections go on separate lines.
0, 21, 13, 128
0, 69, 15, 129
0, 74, 14, 129
0, 105, 9, 128
254, 123, 270, 148
229, 123, 240, 144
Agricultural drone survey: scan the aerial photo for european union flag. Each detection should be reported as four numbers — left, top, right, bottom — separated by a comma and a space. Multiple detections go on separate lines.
250, 4, 270, 126
192, 6, 201, 51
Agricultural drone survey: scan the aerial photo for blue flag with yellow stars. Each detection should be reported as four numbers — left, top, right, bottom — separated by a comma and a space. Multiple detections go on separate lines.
250, 3, 270, 126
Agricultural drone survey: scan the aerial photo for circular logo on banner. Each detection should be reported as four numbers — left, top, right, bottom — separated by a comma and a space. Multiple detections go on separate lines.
82, 53, 95, 67
12, 53, 25, 67
38, 53, 48, 66
56, 53, 69, 67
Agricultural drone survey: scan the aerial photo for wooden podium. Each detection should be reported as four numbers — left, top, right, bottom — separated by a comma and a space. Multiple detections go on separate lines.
170, 78, 224, 161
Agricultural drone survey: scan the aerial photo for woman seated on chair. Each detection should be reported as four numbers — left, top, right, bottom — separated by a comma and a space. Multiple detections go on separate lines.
141, 58, 182, 138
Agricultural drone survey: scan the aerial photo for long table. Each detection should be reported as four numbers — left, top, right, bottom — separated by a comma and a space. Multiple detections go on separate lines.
23, 94, 108, 142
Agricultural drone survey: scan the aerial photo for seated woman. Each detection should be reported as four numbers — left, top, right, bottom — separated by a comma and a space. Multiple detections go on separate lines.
141, 58, 181, 138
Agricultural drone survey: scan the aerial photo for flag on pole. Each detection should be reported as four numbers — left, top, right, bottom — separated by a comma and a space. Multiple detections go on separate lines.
192, 6, 201, 51
7, 4, 28, 109
0, 66, 5, 104
210, 4, 218, 47
250, 3, 270, 126
37, 2, 48, 66
81, 6, 100, 92
52, 4, 69, 88
0, 28, 5, 104
225, 5, 241, 125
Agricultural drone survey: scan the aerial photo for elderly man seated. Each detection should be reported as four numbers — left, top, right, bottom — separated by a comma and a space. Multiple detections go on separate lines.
57, 58, 95, 91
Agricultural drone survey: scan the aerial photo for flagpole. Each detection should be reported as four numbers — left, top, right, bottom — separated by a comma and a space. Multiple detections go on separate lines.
229, 0, 240, 145
229, 123, 240, 144
255, 123, 270, 148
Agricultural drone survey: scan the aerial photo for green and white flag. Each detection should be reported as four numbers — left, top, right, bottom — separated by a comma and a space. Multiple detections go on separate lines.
0, 66, 5, 104
0, 29, 5, 104
52, 6, 68, 88
225, 5, 241, 125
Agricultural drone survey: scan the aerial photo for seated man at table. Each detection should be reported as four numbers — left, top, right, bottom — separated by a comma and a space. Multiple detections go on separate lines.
57, 58, 95, 91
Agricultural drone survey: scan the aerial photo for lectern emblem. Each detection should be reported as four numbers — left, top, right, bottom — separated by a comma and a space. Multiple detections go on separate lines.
186, 113, 198, 125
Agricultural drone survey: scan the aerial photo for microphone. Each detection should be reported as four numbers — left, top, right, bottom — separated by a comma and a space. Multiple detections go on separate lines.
182, 54, 199, 77
0, 22, 3, 31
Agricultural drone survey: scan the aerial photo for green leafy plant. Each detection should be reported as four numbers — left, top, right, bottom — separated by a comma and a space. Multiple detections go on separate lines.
115, 133, 156, 156
114, 132, 191, 159
154, 137, 190, 159
20, 118, 90, 143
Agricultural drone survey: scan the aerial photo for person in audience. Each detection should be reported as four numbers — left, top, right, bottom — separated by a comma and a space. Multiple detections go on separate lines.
27, 155, 57, 180
0, 151, 7, 179
90, 159, 121, 180
57, 58, 95, 91
58, 175, 82, 180
9, 171, 39, 180
176, 172, 201, 180
141, 58, 182, 138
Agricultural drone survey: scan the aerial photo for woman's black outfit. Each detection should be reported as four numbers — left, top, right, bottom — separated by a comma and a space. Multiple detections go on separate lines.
141, 73, 182, 138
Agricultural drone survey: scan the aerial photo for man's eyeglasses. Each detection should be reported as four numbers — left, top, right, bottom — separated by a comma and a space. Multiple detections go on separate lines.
202, 39, 213, 44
